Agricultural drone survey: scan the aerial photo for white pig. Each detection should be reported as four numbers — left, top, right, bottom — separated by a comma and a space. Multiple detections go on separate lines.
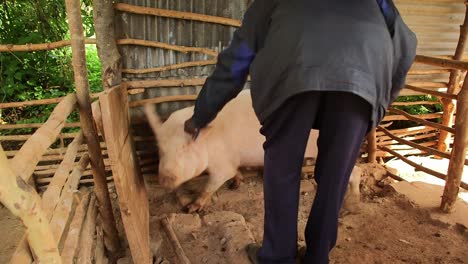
144, 90, 360, 213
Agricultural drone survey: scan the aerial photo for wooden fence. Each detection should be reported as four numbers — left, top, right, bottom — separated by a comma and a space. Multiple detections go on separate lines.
1, 1, 468, 263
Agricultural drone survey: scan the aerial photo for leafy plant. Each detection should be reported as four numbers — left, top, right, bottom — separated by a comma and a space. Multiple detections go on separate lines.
0, 0, 100, 135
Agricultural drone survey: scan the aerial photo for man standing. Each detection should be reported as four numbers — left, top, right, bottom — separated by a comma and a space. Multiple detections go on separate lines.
184, 0, 417, 263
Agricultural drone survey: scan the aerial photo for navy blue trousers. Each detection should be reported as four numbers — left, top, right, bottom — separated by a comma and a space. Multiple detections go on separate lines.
257, 91, 371, 264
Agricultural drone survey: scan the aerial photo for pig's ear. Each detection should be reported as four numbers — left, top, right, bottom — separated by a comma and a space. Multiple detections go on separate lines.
143, 103, 163, 134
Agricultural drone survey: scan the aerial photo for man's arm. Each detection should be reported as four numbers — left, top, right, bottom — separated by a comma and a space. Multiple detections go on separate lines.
187, 0, 276, 132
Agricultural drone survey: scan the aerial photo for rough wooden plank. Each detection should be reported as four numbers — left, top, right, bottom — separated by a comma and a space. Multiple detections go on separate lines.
10, 132, 84, 264
92, 101, 106, 140
0, 146, 61, 263
95, 224, 108, 264
42, 132, 84, 216
100, 86, 151, 264
61, 190, 91, 264
9, 93, 77, 181
49, 154, 90, 245
77, 195, 98, 264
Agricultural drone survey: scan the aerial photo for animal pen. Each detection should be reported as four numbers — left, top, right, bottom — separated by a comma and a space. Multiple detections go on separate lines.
0, 0, 467, 263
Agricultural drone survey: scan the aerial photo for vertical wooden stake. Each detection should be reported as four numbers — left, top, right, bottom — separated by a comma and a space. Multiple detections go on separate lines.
64, 0, 120, 253
437, 5, 468, 153
93, 0, 122, 90
367, 128, 377, 163
441, 75, 468, 213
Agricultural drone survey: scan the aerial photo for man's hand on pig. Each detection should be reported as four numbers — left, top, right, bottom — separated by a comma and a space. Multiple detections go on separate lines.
184, 117, 200, 140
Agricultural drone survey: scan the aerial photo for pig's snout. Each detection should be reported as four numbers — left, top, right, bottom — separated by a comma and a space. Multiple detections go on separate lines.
159, 175, 178, 189
158, 165, 180, 189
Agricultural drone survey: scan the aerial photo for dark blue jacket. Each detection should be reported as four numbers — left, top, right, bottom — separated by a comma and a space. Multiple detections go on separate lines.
191, 0, 417, 129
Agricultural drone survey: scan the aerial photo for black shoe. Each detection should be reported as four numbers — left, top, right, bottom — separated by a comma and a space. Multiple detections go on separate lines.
298, 246, 306, 262
246, 243, 261, 264
246, 243, 306, 264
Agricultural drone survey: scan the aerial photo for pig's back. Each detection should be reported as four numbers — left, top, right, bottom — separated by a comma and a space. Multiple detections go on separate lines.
212, 90, 265, 166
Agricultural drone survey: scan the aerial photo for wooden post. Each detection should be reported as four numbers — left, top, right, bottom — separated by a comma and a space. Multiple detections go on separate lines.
441, 76, 468, 212
100, 86, 151, 264
438, 5, 468, 154
93, 0, 122, 90
65, 0, 120, 253
0, 146, 61, 263
367, 128, 377, 163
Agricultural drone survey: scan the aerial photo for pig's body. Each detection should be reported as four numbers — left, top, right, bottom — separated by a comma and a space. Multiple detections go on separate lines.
145, 90, 359, 212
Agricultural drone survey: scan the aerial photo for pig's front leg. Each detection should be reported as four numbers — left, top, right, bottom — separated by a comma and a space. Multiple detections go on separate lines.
186, 169, 240, 213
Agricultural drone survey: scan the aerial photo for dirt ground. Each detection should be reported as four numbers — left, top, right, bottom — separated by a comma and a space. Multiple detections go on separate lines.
1, 163, 467, 264
144, 163, 468, 264
0, 205, 25, 263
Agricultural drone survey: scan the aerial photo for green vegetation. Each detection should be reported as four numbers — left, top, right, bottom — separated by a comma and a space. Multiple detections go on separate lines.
0, 0, 100, 135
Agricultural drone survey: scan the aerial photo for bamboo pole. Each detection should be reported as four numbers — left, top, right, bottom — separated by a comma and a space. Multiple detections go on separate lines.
382, 113, 442, 122
61, 190, 92, 264
407, 82, 448, 88
375, 126, 437, 137
9, 94, 76, 181
405, 85, 458, 100
441, 77, 468, 212
129, 94, 197, 108
388, 108, 455, 133
414, 55, 468, 70
125, 78, 206, 89
123, 59, 217, 74
0, 39, 96, 52
378, 132, 439, 146
377, 126, 465, 163
0, 146, 61, 263
438, 5, 468, 154
65, 0, 120, 253
0, 132, 79, 141
408, 69, 451, 75
117, 38, 218, 57
0, 122, 80, 130
161, 216, 191, 264
391, 101, 441, 106
367, 128, 377, 163
377, 141, 438, 150
114, 3, 241, 27
0, 93, 100, 109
